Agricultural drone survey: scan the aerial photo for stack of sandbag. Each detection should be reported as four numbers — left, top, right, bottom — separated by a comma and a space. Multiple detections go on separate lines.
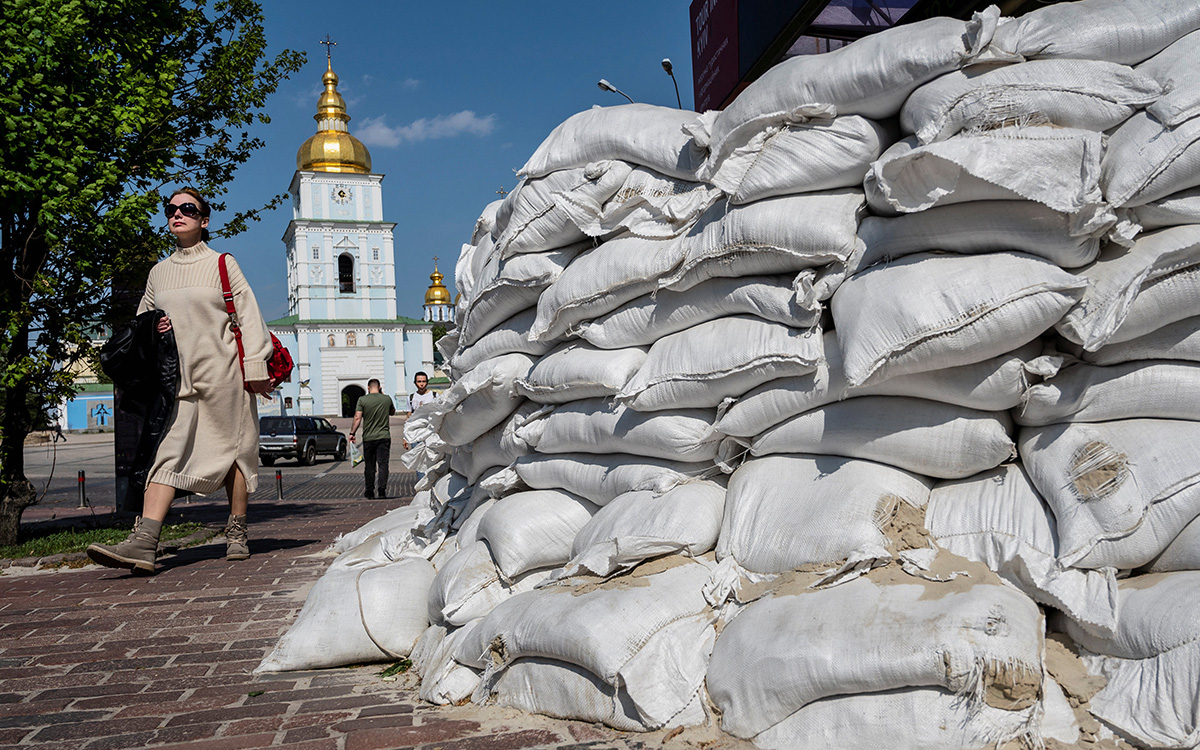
259, 1, 1200, 747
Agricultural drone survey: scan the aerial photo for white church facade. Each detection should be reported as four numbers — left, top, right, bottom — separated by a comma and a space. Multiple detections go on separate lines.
267, 55, 451, 417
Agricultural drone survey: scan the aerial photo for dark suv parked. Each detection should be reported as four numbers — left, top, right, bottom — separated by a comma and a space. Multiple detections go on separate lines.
259, 416, 347, 466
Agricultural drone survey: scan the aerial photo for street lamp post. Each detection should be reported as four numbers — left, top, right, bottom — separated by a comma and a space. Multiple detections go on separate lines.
662, 58, 682, 109
597, 78, 634, 104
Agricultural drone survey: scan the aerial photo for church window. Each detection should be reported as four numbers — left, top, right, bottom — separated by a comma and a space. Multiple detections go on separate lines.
366, 333, 375, 346
372, 247, 380, 261
312, 245, 320, 260
347, 331, 357, 346
338, 253, 355, 293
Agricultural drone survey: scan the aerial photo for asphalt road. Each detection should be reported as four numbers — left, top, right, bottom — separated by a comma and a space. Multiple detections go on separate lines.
22, 415, 416, 515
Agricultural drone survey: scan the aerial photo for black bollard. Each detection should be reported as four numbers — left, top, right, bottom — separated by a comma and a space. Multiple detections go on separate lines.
77, 470, 89, 508
275, 469, 284, 501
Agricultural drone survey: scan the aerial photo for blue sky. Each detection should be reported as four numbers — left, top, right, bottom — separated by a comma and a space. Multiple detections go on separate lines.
210, 1, 697, 320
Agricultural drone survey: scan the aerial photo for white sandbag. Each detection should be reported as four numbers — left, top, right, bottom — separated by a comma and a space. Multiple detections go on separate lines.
513, 452, 713, 506
555, 166, 720, 241
707, 116, 894, 204
517, 398, 719, 463
435, 326, 459, 367
565, 480, 727, 578
455, 556, 714, 684
1063, 571, 1200, 749
746, 396, 1013, 480
330, 503, 433, 555
1141, 30, 1200, 128
717, 455, 933, 575
1019, 418, 1200, 569
476, 489, 599, 580
254, 558, 436, 673
902, 59, 1160, 144
515, 341, 647, 404
457, 242, 586, 348
413, 625, 482, 706
832, 251, 1087, 387
656, 190, 864, 293
472, 199, 503, 245
429, 470, 473, 513
1102, 111, 1200, 208
618, 316, 823, 411
987, 0, 1200, 66
406, 352, 535, 449
455, 498, 494, 546
715, 336, 1039, 438
494, 162, 631, 258
330, 510, 446, 572
1055, 225, 1200, 351
707, 570, 1044, 738
1143, 512, 1200, 573
427, 540, 552, 627
927, 464, 1119, 638
1018, 360, 1200, 426
529, 234, 686, 342
1082, 316, 1200, 366
518, 104, 705, 181
1133, 185, 1200, 230
857, 200, 1110, 271
865, 127, 1108, 226
455, 235, 493, 308
753, 686, 1038, 750
449, 308, 557, 377
485, 616, 712, 731
577, 274, 820, 350
449, 401, 544, 484
696, 8, 998, 172
489, 657, 706, 732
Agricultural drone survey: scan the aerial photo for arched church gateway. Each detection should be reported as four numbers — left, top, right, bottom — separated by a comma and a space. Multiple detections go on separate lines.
340, 384, 366, 418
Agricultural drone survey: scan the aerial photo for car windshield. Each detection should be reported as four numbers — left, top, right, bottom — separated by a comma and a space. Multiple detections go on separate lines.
261, 417, 294, 434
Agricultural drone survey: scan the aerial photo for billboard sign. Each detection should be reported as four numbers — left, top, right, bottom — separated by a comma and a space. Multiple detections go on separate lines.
691, 0, 739, 112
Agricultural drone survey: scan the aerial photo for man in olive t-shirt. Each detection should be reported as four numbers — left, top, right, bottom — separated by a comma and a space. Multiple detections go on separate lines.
350, 379, 396, 499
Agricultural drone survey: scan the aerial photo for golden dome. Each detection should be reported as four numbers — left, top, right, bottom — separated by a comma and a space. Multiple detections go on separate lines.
424, 261, 452, 306
296, 60, 372, 173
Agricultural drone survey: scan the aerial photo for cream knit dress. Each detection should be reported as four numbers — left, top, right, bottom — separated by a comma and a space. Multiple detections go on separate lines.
138, 242, 273, 494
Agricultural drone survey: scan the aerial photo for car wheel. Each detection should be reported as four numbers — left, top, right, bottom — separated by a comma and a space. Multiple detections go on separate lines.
302, 442, 317, 466
260, 456, 275, 467
335, 439, 347, 461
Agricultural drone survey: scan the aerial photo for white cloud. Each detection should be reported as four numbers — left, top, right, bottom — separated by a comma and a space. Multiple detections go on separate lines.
403, 78, 420, 89
357, 111, 496, 147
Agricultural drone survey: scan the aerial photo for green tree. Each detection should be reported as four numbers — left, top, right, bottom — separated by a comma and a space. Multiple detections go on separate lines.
0, 0, 304, 544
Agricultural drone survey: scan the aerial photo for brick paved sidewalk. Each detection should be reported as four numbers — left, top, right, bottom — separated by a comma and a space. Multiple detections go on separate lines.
0, 486, 735, 750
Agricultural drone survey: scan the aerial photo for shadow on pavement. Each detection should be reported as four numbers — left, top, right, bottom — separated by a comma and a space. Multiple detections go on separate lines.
156, 536, 318, 572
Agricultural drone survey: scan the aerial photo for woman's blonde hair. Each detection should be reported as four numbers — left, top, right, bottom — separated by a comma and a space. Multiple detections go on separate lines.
168, 187, 212, 242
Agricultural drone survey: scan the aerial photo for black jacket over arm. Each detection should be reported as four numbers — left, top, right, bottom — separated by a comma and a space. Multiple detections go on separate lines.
99, 310, 180, 487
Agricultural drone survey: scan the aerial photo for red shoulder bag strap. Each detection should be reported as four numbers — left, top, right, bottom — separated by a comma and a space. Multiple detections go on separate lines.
218, 253, 247, 379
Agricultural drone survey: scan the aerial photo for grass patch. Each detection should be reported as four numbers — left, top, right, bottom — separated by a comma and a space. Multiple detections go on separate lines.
377, 659, 412, 678
0, 522, 209, 560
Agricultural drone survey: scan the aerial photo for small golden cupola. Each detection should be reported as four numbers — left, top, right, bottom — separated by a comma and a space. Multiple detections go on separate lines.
423, 258, 454, 323
296, 56, 372, 173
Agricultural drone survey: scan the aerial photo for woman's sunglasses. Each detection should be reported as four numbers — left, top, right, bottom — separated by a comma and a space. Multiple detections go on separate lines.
164, 202, 202, 219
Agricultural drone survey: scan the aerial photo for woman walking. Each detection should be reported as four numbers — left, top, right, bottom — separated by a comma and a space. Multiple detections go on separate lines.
88, 188, 274, 573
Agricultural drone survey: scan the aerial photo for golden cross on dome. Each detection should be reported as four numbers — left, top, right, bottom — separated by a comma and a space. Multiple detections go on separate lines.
432, 255, 439, 267
320, 35, 337, 63
496, 187, 508, 197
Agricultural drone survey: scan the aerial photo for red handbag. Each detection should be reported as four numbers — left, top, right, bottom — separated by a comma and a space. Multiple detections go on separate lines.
218, 253, 294, 391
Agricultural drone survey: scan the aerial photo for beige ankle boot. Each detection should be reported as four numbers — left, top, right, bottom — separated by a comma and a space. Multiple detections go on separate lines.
87, 517, 161, 574
226, 514, 249, 560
